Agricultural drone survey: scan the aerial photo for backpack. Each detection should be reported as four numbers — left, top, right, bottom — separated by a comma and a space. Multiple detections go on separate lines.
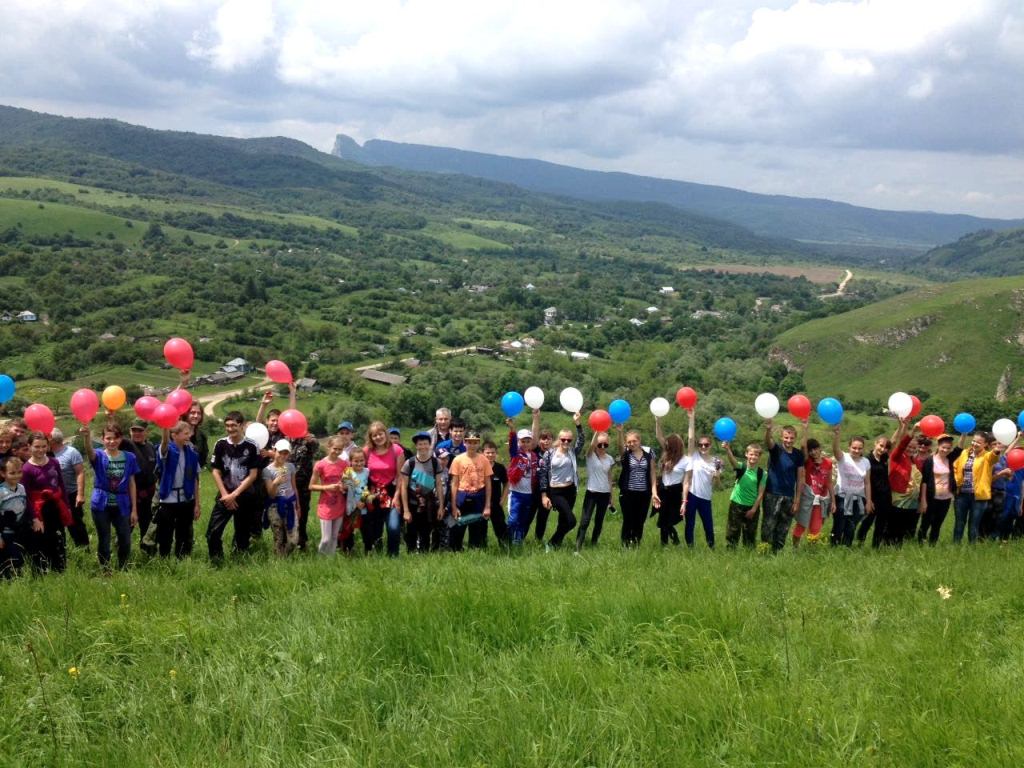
405, 455, 441, 495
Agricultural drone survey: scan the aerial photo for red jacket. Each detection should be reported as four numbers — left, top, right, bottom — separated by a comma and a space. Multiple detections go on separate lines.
507, 430, 539, 491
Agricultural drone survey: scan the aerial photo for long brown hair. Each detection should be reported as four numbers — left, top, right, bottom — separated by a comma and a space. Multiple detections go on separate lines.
661, 433, 684, 471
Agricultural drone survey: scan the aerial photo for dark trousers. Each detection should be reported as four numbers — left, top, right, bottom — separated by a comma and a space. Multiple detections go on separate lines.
405, 494, 438, 553
157, 500, 195, 558
918, 497, 951, 544
657, 484, 683, 545
577, 490, 611, 549
361, 507, 386, 553
1, 532, 25, 577
296, 477, 312, 550
136, 486, 156, 540
546, 485, 578, 547
449, 490, 486, 551
620, 489, 651, 546
982, 489, 1004, 539
92, 505, 132, 570
29, 501, 67, 573
761, 493, 794, 552
489, 504, 508, 546
533, 495, 551, 542
725, 500, 759, 547
206, 494, 254, 561
870, 498, 899, 548
64, 492, 89, 548
831, 494, 864, 546
685, 492, 715, 548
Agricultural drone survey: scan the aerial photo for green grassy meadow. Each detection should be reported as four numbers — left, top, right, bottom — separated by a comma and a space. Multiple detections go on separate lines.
2, 475, 1023, 767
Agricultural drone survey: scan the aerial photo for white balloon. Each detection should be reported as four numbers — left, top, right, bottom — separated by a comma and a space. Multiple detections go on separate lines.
992, 418, 1017, 446
245, 421, 270, 450
754, 393, 780, 419
650, 397, 670, 418
524, 386, 545, 410
559, 387, 584, 414
887, 392, 913, 419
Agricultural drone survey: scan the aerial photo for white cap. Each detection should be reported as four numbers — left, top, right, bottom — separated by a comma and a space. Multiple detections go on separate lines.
517, 429, 533, 440
274, 439, 292, 452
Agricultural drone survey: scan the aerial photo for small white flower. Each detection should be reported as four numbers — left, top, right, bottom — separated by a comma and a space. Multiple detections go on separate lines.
936, 586, 953, 600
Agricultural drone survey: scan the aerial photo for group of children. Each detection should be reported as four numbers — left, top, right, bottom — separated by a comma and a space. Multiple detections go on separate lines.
3, 393, 1023, 575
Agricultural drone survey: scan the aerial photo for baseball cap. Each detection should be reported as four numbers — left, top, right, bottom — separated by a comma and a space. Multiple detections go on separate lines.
412, 431, 432, 443
130, 420, 148, 431
517, 429, 533, 440
936, 434, 954, 443
274, 439, 292, 452
336, 420, 353, 432
388, 427, 400, 436
465, 429, 481, 441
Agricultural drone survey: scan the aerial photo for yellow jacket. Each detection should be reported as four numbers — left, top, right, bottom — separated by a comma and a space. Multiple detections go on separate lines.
953, 449, 998, 501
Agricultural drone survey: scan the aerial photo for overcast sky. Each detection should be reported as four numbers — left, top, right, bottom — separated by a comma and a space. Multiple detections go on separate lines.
1, 0, 1022, 218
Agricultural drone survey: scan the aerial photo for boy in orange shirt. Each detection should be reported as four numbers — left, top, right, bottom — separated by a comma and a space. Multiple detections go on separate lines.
447, 430, 492, 551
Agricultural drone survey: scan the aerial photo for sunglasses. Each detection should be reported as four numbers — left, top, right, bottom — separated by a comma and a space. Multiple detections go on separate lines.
698, 442, 711, 448
597, 442, 609, 448
560, 437, 572, 443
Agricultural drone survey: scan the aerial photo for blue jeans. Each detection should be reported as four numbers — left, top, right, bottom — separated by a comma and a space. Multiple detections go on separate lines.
507, 491, 535, 545
684, 493, 715, 548
92, 505, 133, 569
953, 493, 989, 543
386, 506, 402, 557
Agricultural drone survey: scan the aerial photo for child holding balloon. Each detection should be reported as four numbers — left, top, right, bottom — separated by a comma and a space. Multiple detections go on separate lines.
156, 421, 201, 558
81, 423, 140, 571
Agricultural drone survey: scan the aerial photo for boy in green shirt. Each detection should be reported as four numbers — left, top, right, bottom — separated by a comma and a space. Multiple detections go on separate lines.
723, 442, 767, 548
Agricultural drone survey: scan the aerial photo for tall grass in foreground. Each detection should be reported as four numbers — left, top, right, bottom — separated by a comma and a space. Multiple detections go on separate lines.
2, 511, 1024, 767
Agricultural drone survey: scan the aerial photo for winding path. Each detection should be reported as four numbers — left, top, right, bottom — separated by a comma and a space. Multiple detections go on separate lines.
196, 378, 273, 417
820, 269, 853, 299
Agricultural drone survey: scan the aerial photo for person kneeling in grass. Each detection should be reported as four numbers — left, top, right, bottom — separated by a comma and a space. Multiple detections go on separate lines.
156, 421, 201, 558
722, 442, 766, 548
263, 439, 300, 557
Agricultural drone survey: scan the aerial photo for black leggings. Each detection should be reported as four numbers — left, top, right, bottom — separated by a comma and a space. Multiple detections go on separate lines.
918, 497, 951, 544
620, 490, 652, 546
546, 486, 578, 547
577, 490, 611, 549
657, 483, 684, 545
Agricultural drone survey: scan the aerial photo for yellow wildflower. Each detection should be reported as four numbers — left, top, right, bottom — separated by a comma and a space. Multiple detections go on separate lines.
68, 666, 79, 678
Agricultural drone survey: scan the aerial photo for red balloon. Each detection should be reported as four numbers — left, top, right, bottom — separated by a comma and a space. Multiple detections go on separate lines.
265, 360, 292, 384
1006, 448, 1024, 472
166, 388, 193, 415
133, 396, 160, 421
787, 394, 811, 420
70, 388, 100, 425
24, 403, 56, 434
163, 337, 194, 371
278, 408, 308, 439
918, 414, 945, 438
675, 387, 698, 409
909, 395, 922, 418
588, 409, 612, 432
152, 403, 180, 430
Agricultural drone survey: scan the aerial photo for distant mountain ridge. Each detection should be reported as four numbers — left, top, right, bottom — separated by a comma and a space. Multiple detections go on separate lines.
333, 135, 1024, 251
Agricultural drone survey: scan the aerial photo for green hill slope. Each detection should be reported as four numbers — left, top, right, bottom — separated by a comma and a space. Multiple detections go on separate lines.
918, 227, 1024, 276
773, 277, 1024, 403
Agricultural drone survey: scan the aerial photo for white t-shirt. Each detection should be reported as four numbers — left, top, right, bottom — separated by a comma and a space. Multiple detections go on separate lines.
662, 456, 689, 487
688, 452, 719, 500
836, 454, 870, 496
586, 452, 615, 493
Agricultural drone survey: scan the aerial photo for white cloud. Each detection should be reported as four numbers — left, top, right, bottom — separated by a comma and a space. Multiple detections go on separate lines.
0, 0, 1022, 217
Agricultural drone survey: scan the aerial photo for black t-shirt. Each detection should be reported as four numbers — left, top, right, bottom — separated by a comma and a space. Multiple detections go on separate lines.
868, 452, 891, 502
127, 440, 158, 488
212, 437, 261, 495
489, 462, 507, 509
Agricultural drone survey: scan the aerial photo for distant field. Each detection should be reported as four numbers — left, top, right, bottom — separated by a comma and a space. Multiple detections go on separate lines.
422, 222, 512, 251
0, 176, 359, 237
683, 263, 930, 288
774, 276, 1024, 403
453, 217, 535, 232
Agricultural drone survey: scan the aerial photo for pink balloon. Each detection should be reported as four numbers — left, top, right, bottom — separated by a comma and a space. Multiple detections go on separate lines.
70, 388, 100, 425
24, 403, 56, 434
152, 403, 180, 430
265, 359, 293, 384
133, 396, 160, 421
166, 388, 193, 415
278, 408, 308, 439
163, 337, 194, 371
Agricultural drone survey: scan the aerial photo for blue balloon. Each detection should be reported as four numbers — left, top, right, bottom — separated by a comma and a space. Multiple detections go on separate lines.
953, 412, 976, 434
500, 391, 525, 418
0, 374, 13, 404
1018, 410, 1024, 431
816, 397, 844, 426
608, 399, 632, 425
713, 417, 738, 442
